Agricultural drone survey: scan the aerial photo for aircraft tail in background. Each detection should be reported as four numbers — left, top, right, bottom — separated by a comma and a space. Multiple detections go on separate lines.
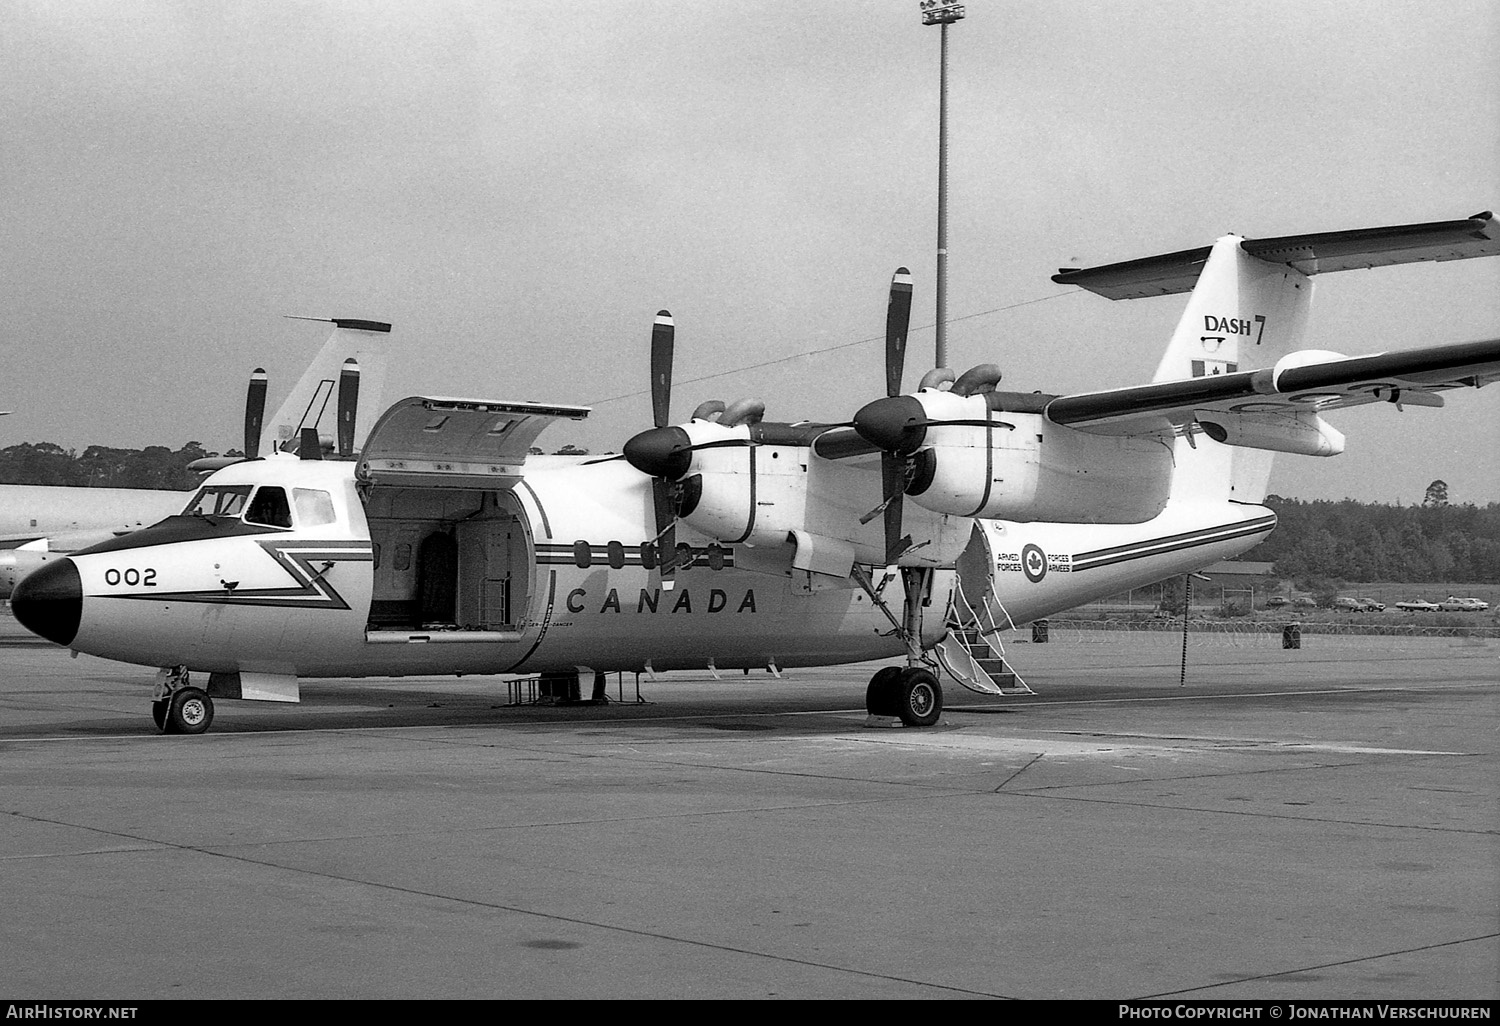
262, 318, 391, 458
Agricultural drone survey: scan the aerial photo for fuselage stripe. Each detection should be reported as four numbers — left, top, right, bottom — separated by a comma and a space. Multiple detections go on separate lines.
95, 540, 373, 609
1069, 516, 1276, 571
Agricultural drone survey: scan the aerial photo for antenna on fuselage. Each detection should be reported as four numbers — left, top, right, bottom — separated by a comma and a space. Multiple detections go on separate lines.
298, 427, 323, 460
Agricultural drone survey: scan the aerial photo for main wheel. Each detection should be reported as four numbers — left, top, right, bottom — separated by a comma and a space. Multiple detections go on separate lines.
165, 687, 214, 735
151, 700, 169, 732
894, 668, 942, 727
865, 666, 904, 717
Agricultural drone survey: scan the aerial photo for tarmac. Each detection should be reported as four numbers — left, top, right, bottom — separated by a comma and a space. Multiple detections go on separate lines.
0, 609, 1495, 1000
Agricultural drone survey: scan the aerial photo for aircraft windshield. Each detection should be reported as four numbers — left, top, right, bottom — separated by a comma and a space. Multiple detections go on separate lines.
182, 485, 252, 519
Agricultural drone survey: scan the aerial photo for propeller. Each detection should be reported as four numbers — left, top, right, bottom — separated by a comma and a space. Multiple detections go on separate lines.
852, 364, 1009, 453
856, 268, 915, 563
644, 311, 684, 580
190, 367, 270, 473
244, 368, 267, 460
336, 358, 360, 458
622, 313, 774, 581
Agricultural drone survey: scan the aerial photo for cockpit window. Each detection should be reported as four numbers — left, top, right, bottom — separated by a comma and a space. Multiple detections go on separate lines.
293, 488, 337, 527
183, 485, 251, 518
245, 486, 293, 529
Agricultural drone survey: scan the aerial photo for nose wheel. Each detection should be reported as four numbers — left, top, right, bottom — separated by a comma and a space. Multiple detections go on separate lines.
152, 668, 215, 735
865, 666, 943, 727
160, 687, 214, 734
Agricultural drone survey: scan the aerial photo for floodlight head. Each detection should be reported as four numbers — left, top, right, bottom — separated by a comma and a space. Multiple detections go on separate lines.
918, 0, 966, 25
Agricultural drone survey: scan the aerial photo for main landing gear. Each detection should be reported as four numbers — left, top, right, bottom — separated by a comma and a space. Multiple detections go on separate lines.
865, 665, 943, 727
152, 667, 214, 735
853, 565, 945, 727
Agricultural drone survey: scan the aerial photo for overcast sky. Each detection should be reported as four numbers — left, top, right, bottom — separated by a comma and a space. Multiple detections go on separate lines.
4, 1, 1497, 504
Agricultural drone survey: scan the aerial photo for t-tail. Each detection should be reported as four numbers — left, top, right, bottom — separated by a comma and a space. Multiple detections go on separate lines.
1054, 211, 1500, 507
264, 318, 392, 458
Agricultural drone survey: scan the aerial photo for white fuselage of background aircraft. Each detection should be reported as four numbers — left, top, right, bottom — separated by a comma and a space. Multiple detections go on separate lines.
0, 484, 190, 598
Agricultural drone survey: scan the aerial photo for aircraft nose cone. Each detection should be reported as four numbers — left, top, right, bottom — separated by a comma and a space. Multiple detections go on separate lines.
622, 426, 693, 480
852, 395, 928, 456
11, 557, 82, 648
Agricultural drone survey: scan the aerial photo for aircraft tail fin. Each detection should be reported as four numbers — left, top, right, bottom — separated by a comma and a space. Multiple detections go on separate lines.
262, 318, 391, 458
1148, 235, 1314, 384
1138, 236, 1313, 505
1052, 212, 1500, 505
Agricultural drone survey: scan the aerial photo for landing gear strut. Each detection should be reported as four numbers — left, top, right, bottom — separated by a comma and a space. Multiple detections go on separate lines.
854, 566, 945, 727
152, 666, 215, 735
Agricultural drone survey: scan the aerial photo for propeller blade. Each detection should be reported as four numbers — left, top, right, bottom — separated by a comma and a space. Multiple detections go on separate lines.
336, 358, 359, 458
886, 268, 913, 398
651, 311, 674, 429
882, 453, 912, 563
243, 368, 267, 459
651, 477, 680, 581
855, 454, 913, 561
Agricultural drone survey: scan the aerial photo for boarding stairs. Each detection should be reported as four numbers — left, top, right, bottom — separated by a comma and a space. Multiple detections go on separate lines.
934, 588, 1035, 697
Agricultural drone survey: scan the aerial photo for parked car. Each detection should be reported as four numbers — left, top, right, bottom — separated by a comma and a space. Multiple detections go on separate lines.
1332, 597, 1363, 612
1292, 596, 1318, 609
1264, 596, 1289, 608
1438, 596, 1490, 612
1395, 599, 1440, 612
1355, 597, 1386, 612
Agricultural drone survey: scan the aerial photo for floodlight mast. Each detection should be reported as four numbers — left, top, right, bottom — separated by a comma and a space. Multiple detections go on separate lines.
918, 1, 965, 370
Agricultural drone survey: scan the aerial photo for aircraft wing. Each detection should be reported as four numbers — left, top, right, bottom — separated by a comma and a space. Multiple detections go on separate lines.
1045, 337, 1500, 436
1052, 211, 1499, 299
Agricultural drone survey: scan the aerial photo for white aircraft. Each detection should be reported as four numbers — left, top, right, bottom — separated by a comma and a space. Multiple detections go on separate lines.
0, 486, 190, 599
10, 212, 1498, 734
0, 318, 390, 599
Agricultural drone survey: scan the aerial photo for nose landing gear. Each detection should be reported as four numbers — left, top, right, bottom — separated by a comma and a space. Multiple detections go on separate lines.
152, 667, 215, 735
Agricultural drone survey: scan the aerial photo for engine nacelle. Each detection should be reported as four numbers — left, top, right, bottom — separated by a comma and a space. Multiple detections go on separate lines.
903, 392, 1174, 524
680, 439, 810, 548
625, 418, 827, 548
1197, 409, 1345, 457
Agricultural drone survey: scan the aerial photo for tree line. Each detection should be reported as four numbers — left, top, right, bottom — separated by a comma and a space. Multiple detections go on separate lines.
4, 442, 1496, 584
1249, 495, 1500, 584
0, 442, 220, 492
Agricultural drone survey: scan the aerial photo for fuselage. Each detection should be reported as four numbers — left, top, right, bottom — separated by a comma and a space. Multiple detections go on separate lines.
11, 449, 1272, 684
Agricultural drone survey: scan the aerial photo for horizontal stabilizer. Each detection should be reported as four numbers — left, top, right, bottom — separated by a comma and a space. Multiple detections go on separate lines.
1054, 211, 1498, 299
1047, 336, 1500, 439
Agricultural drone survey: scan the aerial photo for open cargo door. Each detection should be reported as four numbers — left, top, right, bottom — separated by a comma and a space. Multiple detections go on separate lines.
358, 396, 590, 490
